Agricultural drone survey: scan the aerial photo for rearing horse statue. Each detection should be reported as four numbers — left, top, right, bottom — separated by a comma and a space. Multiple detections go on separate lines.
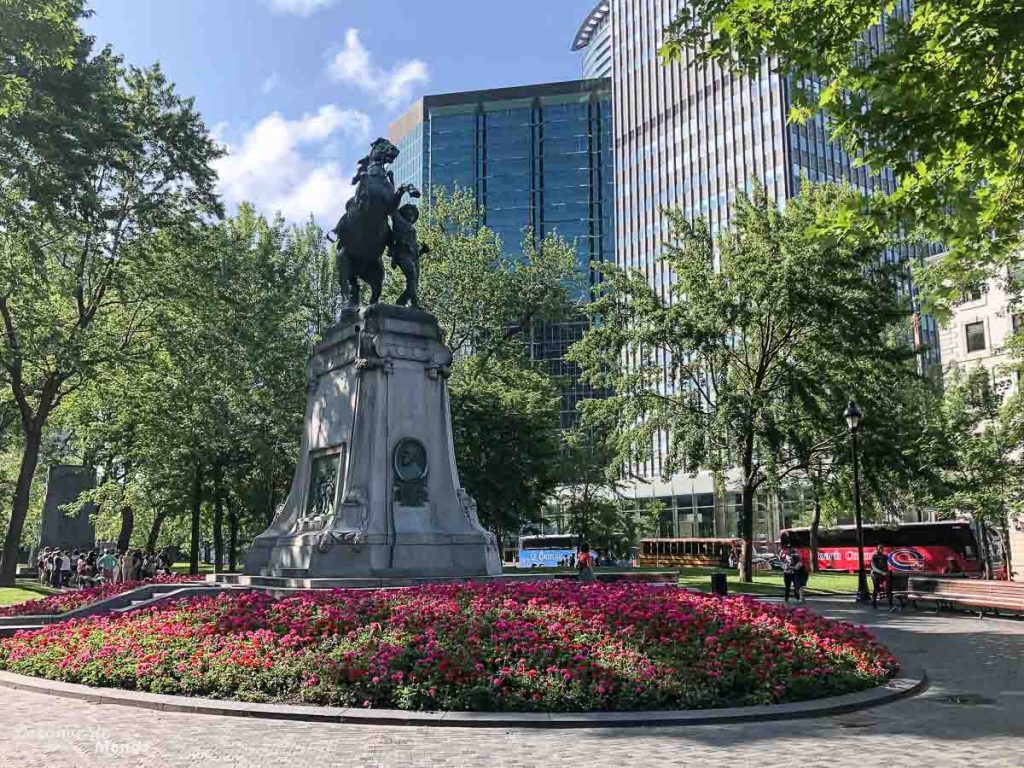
329, 138, 420, 306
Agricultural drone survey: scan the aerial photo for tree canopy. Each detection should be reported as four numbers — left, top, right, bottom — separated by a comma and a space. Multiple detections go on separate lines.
570, 183, 925, 579
661, 0, 1024, 307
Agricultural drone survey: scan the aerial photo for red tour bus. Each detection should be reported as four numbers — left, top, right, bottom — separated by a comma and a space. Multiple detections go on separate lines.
778, 520, 982, 575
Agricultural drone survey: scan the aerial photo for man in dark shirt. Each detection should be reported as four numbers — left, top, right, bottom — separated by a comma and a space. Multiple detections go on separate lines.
870, 544, 892, 609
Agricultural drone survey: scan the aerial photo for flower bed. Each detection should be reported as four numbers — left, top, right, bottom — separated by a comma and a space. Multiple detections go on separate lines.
0, 582, 897, 712
0, 575, 204, 618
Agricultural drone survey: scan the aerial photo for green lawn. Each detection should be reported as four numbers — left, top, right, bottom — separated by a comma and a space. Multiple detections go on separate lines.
0, 581, 58, 608
502, 566, 676, 574
676, 566, 860, 597
171, 562, 216, 575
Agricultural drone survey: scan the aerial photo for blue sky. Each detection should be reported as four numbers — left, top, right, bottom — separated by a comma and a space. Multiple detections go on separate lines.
85, 0, 594, 223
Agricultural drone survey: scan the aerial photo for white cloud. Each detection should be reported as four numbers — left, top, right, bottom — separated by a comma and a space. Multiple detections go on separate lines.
265, 0, 337, 16
327, 28, 429, 110
261, 73, 280, 95
213, 105, 371, 223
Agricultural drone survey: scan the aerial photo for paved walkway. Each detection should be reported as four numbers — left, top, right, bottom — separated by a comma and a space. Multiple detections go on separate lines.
2, 598, 1022, 767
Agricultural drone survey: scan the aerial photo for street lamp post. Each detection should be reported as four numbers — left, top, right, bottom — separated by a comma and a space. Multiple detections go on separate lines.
844, 401, 871, 603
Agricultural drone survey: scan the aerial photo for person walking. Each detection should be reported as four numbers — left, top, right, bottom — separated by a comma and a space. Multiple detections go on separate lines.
38, 548, 50, 585
782, 549, 796, 602
59, 550, 72, 587
75, 552, 89, 587
792, 550, 809, 603
870, 544, 892, 609
97, 549, 117, 584
577, 543, 597, 583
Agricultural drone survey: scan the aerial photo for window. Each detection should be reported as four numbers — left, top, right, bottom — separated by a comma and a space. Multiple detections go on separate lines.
965, 322, 986, 353
960, 287, 983, 303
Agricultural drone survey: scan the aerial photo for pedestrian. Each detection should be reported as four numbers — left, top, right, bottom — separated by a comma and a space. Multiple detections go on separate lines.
38, 548, 49, 585
792, 550, 809, 603
577, 543, 596, 583
132, 549, 144, 580
59, 550, 72, 587
114, 549, 125, 583
75, 552, 89, 587
870, 544, 892, 609
782, 549, 796, 602
97, 549, 117, 584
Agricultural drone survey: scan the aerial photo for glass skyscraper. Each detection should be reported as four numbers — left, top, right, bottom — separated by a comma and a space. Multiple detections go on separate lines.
572, 3, 612, 80
390, 79, 614, 427
562, 0, 939, 542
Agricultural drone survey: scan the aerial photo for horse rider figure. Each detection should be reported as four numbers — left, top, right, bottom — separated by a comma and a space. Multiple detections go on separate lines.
329, 138, 421, 307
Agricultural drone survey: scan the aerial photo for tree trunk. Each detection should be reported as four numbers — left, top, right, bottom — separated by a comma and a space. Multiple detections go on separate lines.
997, 524, 1011, 580
189, 461, 203, 576
0, 425, 42, 586
265, 466, 276, 526
737, 437, 755, 583
809, 494, 822, 573
979, 523, 994, 580
117, 504, 134, 552
212, 462, 224, 573
146, 510, 168, 553
228, 501, 239, 574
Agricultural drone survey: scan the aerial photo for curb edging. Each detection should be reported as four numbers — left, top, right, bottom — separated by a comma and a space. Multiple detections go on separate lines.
0, 667, 927, 729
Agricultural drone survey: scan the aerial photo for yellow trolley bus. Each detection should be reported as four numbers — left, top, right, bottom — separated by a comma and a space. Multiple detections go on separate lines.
638, 538, 742, 568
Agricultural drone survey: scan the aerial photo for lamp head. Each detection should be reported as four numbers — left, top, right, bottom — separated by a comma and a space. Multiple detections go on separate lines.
843, 400, 862, 430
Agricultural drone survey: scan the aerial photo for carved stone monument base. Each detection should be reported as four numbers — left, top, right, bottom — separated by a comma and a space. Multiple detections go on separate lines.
243, 304, 501, 579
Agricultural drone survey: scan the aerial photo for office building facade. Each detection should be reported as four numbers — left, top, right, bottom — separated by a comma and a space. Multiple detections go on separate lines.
390, 79, 614, 427
572, 3, 612, 80
564, 1, 940, 544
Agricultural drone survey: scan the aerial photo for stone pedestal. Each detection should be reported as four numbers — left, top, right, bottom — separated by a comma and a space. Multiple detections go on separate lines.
244, 305, 500, 579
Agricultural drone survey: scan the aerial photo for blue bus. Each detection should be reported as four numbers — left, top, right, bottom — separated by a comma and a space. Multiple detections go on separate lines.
517, 534, 577, 568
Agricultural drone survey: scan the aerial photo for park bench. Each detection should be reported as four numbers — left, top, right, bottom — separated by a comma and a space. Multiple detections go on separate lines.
903, 576, 1024, 618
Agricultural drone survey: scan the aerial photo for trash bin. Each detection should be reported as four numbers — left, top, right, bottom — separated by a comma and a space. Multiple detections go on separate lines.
711, 572, 728, 596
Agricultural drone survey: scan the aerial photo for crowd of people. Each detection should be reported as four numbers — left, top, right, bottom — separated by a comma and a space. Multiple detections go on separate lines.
36, 548, 173, 589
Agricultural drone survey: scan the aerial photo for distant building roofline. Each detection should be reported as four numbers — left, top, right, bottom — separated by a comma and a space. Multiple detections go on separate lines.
389, 78, 610, 141
572, 2, 610, 51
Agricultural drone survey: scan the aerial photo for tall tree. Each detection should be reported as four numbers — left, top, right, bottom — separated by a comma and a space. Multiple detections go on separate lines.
660, 0, 1024, 307
557, 425, 634, 559
448, 354, 563, 555
570, 183, 910, 581
937, 367, 1023, 575
0, 53, 221, 584
0, 0, 84, 119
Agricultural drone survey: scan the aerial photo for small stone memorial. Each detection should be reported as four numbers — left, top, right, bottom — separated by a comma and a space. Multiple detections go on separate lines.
39, 464, 96, 551
243, 139, 500, 583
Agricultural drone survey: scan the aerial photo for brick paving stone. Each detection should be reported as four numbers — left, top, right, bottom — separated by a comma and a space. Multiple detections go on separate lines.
1, 597, 1022, 767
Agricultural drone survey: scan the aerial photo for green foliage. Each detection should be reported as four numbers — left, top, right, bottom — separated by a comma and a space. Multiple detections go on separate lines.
935, 367, 1023, 528
556, 426, 636, 559
570, 183, 919, 578
399, 188, 582, 356
0, 37, 223, 583
58, 207, 325, 562
0, 0, 85, 119
448, 355, 563, 548
661, 0, 1024, 308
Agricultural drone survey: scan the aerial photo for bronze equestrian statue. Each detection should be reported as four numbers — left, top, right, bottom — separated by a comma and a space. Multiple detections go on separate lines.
329, 138, 422, 307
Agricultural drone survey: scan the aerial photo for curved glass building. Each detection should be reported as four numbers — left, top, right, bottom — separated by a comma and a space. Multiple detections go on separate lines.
572, 2, 612, 80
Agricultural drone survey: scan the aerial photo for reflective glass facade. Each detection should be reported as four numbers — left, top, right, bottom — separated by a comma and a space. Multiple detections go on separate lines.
390, 80, 614, 427
608, 0, 941, 476
573, 3, 612, 80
